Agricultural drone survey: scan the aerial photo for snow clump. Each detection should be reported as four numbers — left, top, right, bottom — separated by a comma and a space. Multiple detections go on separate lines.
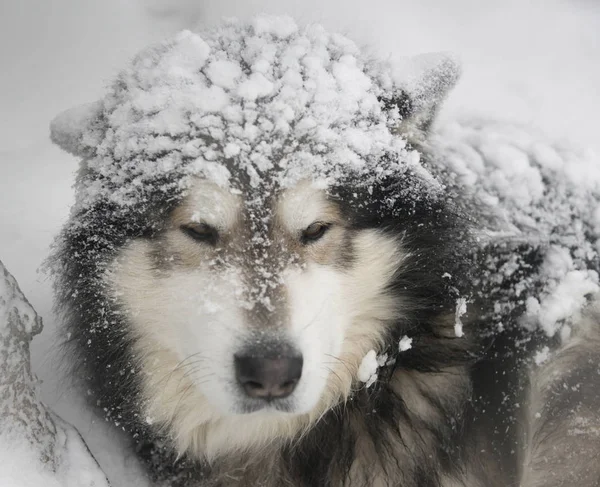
358, 350, 380, 388
50, 15, 438, 213
398, 335, 413, 351
454, 297, 467, 337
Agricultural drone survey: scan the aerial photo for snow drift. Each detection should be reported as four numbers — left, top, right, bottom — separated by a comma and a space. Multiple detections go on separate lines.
0, 260, 109, 487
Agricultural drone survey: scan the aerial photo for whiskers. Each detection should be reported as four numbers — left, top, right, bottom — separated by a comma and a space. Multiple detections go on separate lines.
324, 353, 353, 376
144, 351, 217, 411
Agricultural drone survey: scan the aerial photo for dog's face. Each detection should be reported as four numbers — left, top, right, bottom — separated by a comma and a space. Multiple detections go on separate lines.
107, 177, 406, 454
47, 20, 462, 461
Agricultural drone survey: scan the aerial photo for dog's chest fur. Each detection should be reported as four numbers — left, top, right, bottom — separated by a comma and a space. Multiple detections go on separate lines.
141, 365, 488, 487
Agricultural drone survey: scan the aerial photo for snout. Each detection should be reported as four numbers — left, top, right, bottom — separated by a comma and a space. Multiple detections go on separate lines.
234, 352, 303, 401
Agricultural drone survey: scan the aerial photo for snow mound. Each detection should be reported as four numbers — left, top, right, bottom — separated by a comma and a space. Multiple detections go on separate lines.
436, 121, 600, 336
398, 335, 412, 352
358, 349, 379, 387
50, 15, 455, 211
0, 261, 52, 462
0, 260, 109, 487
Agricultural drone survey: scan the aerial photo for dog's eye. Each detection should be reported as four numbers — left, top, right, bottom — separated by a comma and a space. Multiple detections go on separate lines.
180, 223, 219, 245
301, 222, 331, 244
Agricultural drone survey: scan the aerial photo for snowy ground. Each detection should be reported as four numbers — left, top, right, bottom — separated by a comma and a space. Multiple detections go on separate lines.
1, 1, 599, 485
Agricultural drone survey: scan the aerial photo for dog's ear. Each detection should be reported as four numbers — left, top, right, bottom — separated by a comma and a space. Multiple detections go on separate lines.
50, 100, 105, 158
384, 53, 460, 145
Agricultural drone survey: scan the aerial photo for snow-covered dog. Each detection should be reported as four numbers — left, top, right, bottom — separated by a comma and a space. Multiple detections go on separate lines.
49, 16, 600, 487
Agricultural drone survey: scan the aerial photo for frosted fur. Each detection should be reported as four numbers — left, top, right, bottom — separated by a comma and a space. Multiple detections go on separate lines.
107, 211, 406, 459
436, 121, 600, 337
49, 14, 600, 340
44, 14, 600, 486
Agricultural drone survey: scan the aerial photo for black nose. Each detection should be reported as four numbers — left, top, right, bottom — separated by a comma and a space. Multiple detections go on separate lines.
234, 354, 303, 400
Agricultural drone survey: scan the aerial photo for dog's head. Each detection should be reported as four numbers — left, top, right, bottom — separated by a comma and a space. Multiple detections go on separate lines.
50, 17, 466, 459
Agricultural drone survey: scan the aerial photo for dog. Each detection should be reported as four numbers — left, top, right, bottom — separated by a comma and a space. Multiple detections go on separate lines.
49, 16, 600, 487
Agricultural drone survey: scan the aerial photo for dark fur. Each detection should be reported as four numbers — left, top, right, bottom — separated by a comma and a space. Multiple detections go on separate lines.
51, 93, 599, 486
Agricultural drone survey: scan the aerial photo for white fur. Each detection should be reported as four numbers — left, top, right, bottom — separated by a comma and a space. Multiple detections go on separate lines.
284, 263, 348, 413
277, 180, 338, 232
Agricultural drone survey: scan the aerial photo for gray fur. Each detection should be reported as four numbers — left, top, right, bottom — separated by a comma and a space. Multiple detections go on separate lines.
521, 300, 600, 487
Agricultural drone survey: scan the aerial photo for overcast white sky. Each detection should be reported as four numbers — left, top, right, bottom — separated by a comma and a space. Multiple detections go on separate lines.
0, 1, 598, 483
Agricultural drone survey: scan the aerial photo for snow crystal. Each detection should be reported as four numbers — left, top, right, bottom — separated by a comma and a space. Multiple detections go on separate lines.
50, 15, 443, 212
358, 350, 379, 388
398, 335, 412, 351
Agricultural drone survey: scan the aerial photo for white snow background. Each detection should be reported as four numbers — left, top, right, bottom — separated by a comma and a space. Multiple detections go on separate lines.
1, 0, 599, 485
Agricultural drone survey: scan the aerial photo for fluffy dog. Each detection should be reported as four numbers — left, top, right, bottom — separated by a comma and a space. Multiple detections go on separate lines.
49, 16, 600, 487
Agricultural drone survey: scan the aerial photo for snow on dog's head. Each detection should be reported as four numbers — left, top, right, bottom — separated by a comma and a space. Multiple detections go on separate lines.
50, 15, 457, 209
50, 16, 463, 459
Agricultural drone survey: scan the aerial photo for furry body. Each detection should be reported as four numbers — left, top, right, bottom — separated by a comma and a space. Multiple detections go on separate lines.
50, 18, 600, 487
53, 167, 600, 487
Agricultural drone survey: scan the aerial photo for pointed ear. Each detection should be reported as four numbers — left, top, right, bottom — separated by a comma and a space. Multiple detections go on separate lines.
385, 53, 460, 145
49, 100, 105, 158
